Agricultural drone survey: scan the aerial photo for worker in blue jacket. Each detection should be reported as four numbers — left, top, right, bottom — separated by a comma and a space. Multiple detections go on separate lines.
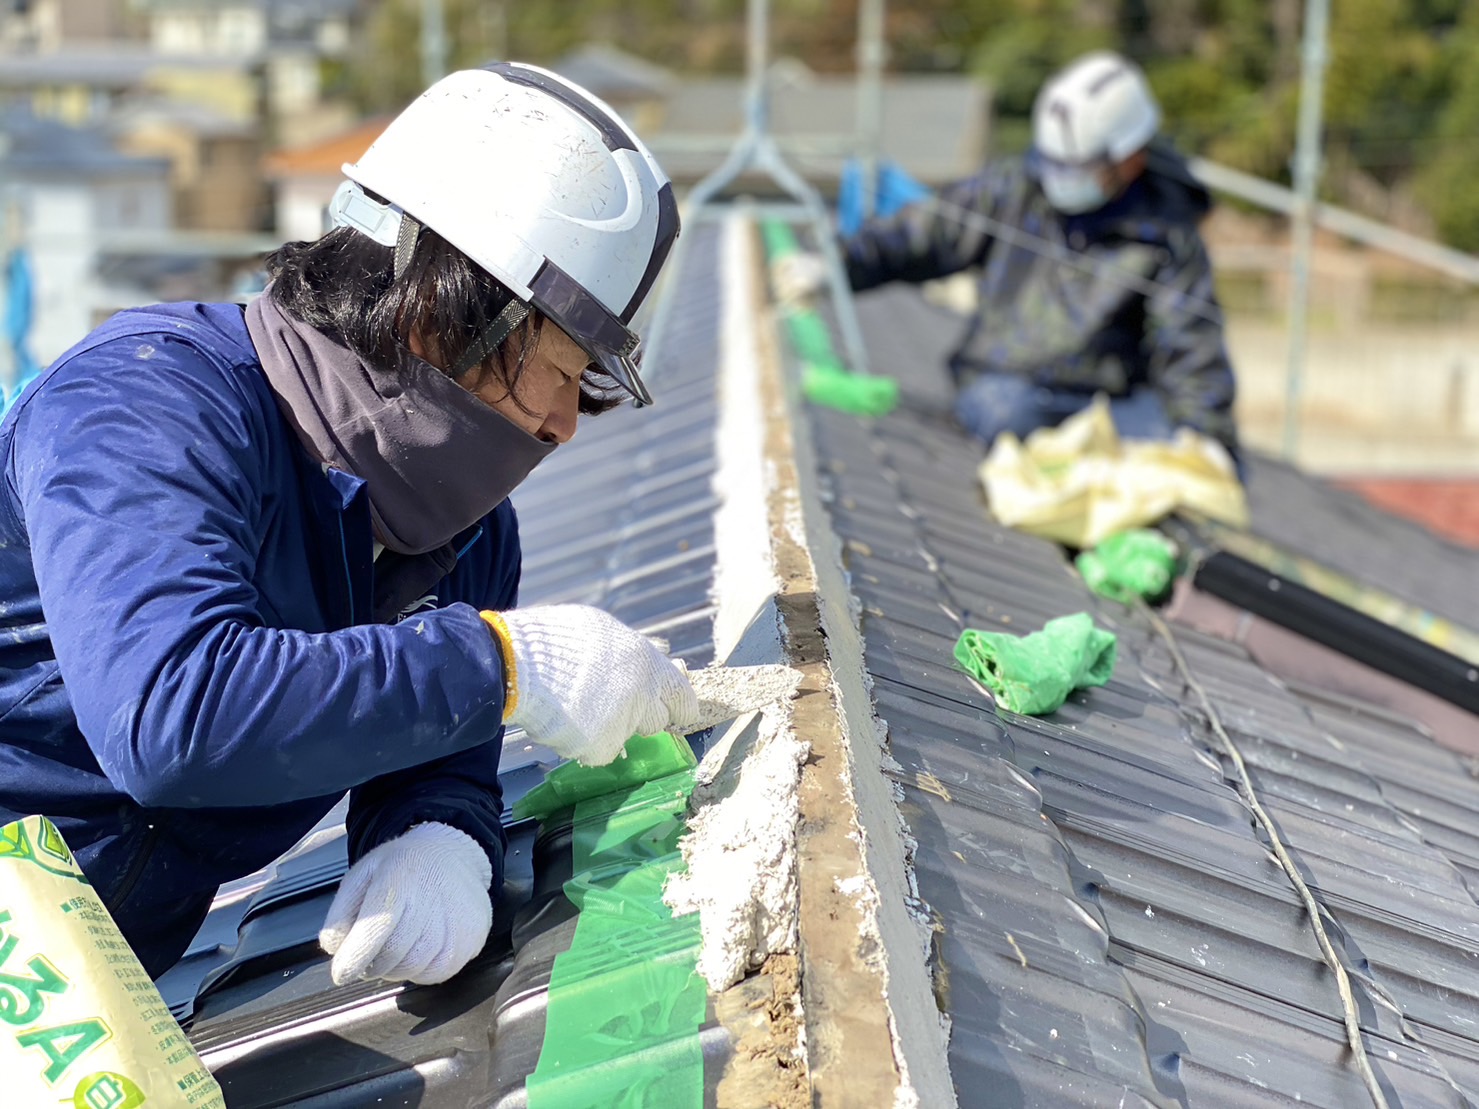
777, 51, 1241, 464
0, 63, 697, 988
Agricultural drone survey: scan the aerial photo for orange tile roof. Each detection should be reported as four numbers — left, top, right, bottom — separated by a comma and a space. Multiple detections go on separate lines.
1337, 477, 1479, 549
264, 116, 393, 177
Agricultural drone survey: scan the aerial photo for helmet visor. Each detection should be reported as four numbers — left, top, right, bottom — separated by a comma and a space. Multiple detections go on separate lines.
528, 260, 652, 406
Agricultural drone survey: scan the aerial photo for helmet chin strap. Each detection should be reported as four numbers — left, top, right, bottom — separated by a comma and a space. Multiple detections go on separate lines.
383, 205, 531, 380
393, 211, 421, 281
452, 299, 530, 378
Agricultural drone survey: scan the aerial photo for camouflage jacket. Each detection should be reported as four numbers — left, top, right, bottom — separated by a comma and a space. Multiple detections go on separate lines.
842, 143, 1238, 451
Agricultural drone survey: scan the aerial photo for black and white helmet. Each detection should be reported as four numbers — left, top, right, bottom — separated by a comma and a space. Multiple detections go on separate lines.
1032, 51, 1161, 165
327, 62, 679, 405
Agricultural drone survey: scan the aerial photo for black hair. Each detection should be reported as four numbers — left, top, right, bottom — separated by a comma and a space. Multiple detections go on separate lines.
263, 223, 622, 416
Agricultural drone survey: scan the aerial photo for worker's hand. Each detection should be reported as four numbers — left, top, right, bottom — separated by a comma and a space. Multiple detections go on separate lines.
770, 251, 829, 305
482, 603, 699, 766
319, 822, 492, 986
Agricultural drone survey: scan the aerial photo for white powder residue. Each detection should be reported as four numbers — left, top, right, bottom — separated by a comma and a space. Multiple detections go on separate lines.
664, 698, 808, 991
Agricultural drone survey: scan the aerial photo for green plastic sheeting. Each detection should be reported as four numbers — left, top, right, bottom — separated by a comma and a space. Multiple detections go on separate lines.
524, 749, 706, 1109
761, 219, 900, 417
802, 364, 900, 416
761, 217, 802, 259
954, 613, 1117, 716
512, 732, 697, 823
1075, 529, 1179, 605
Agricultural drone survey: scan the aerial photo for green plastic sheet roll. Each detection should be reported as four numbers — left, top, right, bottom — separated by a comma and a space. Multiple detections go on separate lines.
762, 219, 900, 417
512, 732, 697, 823
954, 612, 1117, 715
525, 744, 706, 1108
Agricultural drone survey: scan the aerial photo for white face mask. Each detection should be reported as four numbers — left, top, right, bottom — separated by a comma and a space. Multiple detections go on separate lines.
1039, 162, 1110, 214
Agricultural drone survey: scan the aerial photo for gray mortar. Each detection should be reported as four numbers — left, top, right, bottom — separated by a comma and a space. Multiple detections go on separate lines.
664, 216, 809, 995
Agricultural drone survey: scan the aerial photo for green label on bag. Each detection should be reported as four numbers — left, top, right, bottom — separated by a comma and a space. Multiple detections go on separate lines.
73, 1070, 148, 1108
0, 816, 223, 1107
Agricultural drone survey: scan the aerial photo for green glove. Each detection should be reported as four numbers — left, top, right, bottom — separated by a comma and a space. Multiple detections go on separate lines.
954, 613, 1117, 715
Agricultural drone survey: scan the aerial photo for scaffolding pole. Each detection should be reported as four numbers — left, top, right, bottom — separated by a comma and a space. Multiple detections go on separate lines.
643, 0, 871, 383
1283, 0, 1330, 462
855, 0, 886, 222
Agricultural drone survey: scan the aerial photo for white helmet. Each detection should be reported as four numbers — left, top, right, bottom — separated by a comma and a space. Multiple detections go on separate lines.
1032, 51, 1160, 166
327, 62, 679, 405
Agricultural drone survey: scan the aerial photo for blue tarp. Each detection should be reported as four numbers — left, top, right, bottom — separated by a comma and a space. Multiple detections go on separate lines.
2, 247, 40, 414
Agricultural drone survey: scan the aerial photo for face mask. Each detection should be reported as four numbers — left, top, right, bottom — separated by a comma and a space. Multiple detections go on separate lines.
1038, 162, 1111, 215
247, 291, 556, 556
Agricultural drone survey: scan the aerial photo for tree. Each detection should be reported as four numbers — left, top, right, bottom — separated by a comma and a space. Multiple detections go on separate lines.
332, 0, 1479, 248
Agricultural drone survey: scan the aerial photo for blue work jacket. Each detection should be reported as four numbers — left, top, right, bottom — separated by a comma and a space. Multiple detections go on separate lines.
0, 302, 518, 977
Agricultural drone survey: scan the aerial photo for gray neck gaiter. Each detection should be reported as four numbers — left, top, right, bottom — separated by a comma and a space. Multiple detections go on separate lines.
246, 290, 555, 556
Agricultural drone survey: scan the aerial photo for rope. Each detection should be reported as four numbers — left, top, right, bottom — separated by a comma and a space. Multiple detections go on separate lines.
1139, 603, 1391, 1109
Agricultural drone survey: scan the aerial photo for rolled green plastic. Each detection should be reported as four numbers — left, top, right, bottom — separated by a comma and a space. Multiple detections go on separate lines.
512, 732, 698, 823
802, 364, 901, 416
762, 218, 900, 417
525, 763, 707, 1108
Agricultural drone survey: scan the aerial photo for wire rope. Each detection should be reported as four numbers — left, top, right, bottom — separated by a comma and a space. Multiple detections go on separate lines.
1139, 603, 1391, 1109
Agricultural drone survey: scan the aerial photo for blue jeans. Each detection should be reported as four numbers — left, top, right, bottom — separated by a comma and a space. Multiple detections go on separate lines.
954, 374, 1175, 445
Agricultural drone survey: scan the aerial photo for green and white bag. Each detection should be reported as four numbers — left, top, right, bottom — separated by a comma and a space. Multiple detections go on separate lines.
0, 815, 224, 1108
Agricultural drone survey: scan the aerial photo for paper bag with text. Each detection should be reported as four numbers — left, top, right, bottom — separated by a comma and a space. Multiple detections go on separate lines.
0, 815, 224, 1108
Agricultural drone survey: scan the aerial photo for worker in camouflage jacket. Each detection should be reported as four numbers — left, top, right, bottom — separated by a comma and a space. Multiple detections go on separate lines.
779, 51, 1240, 464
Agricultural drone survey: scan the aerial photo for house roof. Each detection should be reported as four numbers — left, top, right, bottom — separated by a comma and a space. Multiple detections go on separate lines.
262, 115, 392, 179
809, 278, 1479, 1104
131, 0, 359, 18
0, 106, 171, 178
550, 42, 675, 101
167, 217, 1479, 1106
0, 44, 251, 88
650, 70, 991, 185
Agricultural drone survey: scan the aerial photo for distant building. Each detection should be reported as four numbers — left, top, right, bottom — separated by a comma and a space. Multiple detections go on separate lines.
0, 108, 172, 361
132, 0, 360, 144
550, 45, 992, 191
262, 114, 389, 243
0, 0, 139, 53
110, 96, 268, 232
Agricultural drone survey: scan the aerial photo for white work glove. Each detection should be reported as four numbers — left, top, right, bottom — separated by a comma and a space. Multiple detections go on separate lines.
319, 822, 492, 986
770, 250, 829, 305
481, 603, 700, 767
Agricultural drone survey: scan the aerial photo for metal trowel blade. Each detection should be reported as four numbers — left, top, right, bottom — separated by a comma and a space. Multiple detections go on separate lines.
679, 664, 803, 733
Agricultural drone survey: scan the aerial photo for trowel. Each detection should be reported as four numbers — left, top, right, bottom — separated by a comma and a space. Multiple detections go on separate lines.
511, 663, 803, 822
677, 663, 803, 733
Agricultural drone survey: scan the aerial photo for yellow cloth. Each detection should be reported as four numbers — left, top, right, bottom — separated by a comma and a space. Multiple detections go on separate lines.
979, 396, 1248, 548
